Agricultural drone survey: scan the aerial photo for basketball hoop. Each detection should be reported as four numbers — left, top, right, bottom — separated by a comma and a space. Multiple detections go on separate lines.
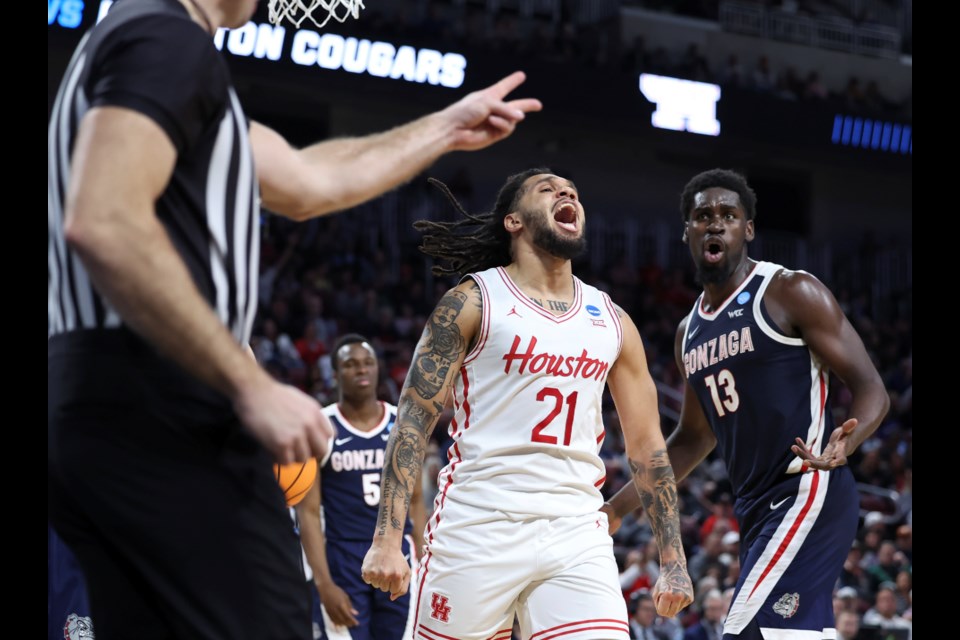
267, 0, 365, 29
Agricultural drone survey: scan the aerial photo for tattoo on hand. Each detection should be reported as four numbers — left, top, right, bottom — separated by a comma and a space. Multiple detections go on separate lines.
660, 560, 693, 594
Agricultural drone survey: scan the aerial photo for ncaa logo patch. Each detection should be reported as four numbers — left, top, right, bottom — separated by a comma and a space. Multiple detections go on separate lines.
737, 291, 751, 305
773, 592, 800, 619
585, 305, 601, 317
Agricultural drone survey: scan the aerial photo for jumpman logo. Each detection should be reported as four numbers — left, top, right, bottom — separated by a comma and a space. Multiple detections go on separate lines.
508, 306, 522, 317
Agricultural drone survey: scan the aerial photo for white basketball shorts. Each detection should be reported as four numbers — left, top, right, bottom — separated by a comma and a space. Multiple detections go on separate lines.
413, 499, 629, 640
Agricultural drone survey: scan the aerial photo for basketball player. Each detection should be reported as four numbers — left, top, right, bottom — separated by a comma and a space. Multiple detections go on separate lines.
602, 169, 889, 639
297, 334, 426, 640
47, 0, 542, 637
361, 169, 694, 639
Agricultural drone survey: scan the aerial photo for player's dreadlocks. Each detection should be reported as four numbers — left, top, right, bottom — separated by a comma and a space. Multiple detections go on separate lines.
414, 167, 552, 278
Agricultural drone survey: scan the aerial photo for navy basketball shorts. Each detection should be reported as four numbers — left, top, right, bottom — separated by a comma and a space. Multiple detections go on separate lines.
321, 537, 417, 640
722, 468, 858, 640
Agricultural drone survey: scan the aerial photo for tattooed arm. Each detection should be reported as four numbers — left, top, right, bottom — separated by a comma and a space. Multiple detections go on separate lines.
605, 306, 694, 618
361, 280, 482, 600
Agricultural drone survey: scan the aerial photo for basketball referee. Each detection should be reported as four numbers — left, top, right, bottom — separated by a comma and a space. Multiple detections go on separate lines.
47, 1, 542, 638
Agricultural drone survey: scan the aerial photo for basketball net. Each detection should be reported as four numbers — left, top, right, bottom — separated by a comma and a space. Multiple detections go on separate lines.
267, 0, 365, 29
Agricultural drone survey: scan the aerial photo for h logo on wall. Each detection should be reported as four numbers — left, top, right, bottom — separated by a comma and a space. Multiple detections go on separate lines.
639, 73, 721, 136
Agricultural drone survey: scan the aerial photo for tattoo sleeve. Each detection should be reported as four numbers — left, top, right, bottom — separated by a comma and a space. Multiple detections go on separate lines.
377, 396, 436, 536
409, 290, 466, 400
375, 288, 474, 538
630, 450, 689, 589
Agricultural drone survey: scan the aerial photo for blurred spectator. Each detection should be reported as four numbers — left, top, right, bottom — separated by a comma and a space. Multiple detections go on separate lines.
867, 541, 908, 594
894, 524, 912, 564
683, 588, 725, 640
774, 67, 802, 101
301, 290, 338, 351
688, 530, 725, 584
837, 541, 871, 598
862, 584, 912, 639
750, 55, 776, 92
253, 316, 305, 384
294, 321, 327, 369
892, 570, 911, 615
834, 585, 861, 618
842, 76, 866, 111
835, 609, 861, 640
862, 80, 889, 113
621, 35, 650, 73
803, 70, 828, 100
717, 53, 745, 87
620, 545, 658, 600
699, 493, 738, 542
628, 591, 679, 640
678, 42, 711, 81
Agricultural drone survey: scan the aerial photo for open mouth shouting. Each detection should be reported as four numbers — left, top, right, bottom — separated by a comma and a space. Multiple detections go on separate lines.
704, 236, 725, 264
553, 200, 579, 233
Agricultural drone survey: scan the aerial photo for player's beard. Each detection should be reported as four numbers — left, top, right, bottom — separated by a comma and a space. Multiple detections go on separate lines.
522, 210, 586, 260
695, 249, 740, 285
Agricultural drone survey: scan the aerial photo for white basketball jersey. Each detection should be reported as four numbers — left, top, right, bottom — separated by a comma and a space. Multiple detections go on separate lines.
434, 266, 623, 519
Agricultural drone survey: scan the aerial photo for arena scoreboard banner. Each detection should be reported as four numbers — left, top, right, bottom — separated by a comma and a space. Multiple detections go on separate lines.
49, 1, 910, 165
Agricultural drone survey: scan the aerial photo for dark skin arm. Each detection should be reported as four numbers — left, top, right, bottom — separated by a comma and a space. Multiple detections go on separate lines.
361, 281, 481, 600
603, 268, 889, 522
601, 315, 717, 533
765, 270, 889, 468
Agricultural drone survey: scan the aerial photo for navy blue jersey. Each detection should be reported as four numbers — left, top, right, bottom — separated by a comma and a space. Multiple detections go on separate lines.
319, 402, 410, 541
681, 262, 832, 510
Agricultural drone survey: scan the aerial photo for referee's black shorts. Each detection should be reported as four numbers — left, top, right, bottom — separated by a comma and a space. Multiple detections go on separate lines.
48, 330, 312, 640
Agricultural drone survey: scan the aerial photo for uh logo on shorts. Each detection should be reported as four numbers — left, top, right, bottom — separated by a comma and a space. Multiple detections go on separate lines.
430, 592, 452, 623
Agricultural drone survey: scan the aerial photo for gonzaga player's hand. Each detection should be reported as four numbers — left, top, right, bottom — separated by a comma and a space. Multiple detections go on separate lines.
361, 543, 411, 601
791, 418, 858, 471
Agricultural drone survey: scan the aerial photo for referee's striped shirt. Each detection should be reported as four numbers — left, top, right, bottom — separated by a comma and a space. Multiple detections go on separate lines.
48, 0, 259, 347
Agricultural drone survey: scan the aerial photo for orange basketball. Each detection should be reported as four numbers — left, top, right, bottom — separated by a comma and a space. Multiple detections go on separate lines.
273, 457, 318, 507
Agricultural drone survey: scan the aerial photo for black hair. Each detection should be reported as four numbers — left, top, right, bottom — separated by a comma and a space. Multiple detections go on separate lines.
331, 333, 371, 372
679, 168, 758, 222
413, 167, 554, 278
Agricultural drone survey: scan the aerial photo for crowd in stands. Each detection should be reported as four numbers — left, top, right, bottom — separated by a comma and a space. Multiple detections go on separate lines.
250, 175, 912, 638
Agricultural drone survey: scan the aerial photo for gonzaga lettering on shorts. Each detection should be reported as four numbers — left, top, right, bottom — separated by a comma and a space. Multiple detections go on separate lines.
432, 266, 623, 519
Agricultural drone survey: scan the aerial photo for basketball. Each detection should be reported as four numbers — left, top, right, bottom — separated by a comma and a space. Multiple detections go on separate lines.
273, 457, 318, 507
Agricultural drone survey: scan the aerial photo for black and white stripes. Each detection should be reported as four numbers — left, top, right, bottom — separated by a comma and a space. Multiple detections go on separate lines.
48, 23, 260, 346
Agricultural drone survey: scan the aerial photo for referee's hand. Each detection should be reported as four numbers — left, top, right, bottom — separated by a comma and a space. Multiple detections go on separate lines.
234, 375, 333, 463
